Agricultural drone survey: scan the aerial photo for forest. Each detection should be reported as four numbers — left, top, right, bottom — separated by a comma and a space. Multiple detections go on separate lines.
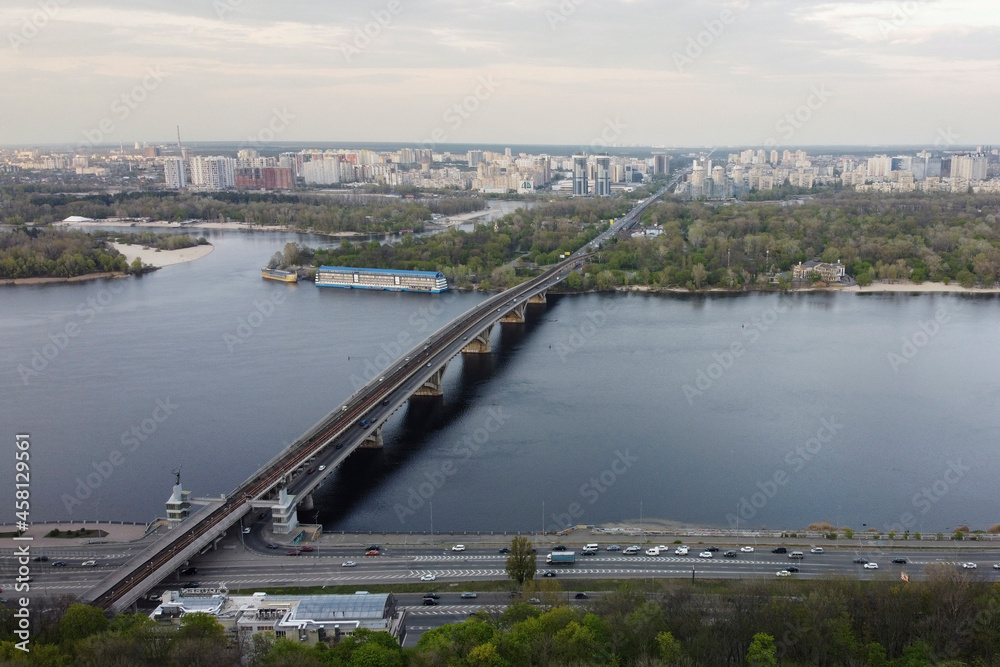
0, 228, 132, 279
0, 187, 485, 235
3, 568, 999, 666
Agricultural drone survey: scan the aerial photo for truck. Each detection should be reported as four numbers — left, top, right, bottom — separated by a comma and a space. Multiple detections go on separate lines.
546, 551, 575, 565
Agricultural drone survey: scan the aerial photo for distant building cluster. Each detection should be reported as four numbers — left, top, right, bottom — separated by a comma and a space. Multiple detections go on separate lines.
842, 149, 1000, 193
677, 148, 836, 199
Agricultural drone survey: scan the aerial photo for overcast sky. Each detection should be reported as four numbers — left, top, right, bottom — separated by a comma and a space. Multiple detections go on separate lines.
1, 0, 997, 148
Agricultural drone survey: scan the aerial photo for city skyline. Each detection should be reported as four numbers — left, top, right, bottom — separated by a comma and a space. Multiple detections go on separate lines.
1, 0, 998, 147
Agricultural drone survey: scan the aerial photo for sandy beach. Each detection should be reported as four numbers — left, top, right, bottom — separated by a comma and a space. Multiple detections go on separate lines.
111, 242, 215, 268
845, 281, 1000, 294
55, 219, 364, 237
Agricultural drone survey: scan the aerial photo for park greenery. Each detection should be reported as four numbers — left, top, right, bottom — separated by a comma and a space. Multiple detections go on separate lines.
89, 230, 209, 251
0, 228, 133, 279
0, 186, 485, 235
5, 564, 1000, 666
275, 190, 1000, 292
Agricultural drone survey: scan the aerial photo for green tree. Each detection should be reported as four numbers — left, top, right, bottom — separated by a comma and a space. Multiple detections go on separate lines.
691, 263, 708, 289
747, 632, 777, 666
656, 630, 684, 664
129, 257, 143, 274
58, 604, 108, 643
505, 536, 537, 587
176, 612, 225, 642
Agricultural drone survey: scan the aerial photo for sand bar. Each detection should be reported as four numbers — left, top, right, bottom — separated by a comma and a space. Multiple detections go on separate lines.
111, 242, 214, 268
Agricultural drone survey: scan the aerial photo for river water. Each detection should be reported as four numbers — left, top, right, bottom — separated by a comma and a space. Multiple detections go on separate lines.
2, 227, 998, 536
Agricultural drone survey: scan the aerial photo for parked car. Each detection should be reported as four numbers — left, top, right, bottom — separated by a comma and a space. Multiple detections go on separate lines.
528, 597, 541, 604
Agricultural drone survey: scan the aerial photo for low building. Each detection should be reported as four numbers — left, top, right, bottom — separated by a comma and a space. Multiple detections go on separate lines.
151, 589, 405, 646
792, 260, 846, 283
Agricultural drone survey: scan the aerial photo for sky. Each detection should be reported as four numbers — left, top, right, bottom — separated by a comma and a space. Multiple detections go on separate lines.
1, 0, 998, 148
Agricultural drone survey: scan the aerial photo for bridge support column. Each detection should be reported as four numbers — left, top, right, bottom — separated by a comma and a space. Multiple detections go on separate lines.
300, 493, 314, 511
462, 324, 494, 353
500, 302, 527, 323
528, 290, 547, 304
415, 364, 447, 396
359, 425, 383, 449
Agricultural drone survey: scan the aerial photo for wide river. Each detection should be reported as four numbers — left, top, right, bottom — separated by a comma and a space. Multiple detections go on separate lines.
2, 227, 998, 536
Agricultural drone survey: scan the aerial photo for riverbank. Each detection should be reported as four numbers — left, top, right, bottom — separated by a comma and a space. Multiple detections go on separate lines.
0, 271, 128, 286
111, 241, 215, 268
55, 219, 365, 237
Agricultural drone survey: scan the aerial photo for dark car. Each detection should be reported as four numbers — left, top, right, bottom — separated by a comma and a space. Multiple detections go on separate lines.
892, 557, 908, 564
307, 468, 315, 474
382, 399, 389, 405
574, 592, 589, 599
542, 571, 557, 577
286, 550, 301, 556
368, 545, 382, 551
422, 598, 439, 606
359, 419, 368, 427
553, 545, 567, 551
772, 547, 787, 554
422, 593, 440, 599
498, 547, 510, 554
51, 561, 67, 567
181, 567, 198, 575
705, 546, 719, 552
299, 546, 314, 552
32, 556, 48, 562
785, 566, 800, 573
182, 581, 200, 588
265, 543, 278, 549
724, 550, 738, 558
853, 557, 869, 564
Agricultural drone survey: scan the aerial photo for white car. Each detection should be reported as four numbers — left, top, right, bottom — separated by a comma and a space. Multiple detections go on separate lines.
81, 560, 96, 566
775, 570, 791, 577
318, 465, 326, 471
863, 562, 879, 569
452, 545, 466, 552
645, 547, 660, 556
623, 546, 640, 555
810, 547, 824, 554
674, 547, 689, 556
243, 527, 251, 534
962, 562, 977, 569
994, 564, 1000, 570
419, 573, 437, 581
740, 546, 755, 553
699, 551, 713, 559
341, 561, 357, 567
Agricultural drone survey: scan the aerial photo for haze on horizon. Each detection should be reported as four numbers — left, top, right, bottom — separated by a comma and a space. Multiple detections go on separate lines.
1, 0, 998, 148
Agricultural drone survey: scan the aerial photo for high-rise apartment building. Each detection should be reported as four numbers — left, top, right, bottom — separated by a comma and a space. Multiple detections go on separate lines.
595, 156, 611, 196
163, 157, 186, 189
572, 155, 588, 195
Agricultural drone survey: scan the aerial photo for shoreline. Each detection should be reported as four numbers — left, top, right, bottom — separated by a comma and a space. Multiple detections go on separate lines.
619, 281, 1000, 296
53, 219, 366, 237
0, 271, 128, 286
110, 241, 215, 268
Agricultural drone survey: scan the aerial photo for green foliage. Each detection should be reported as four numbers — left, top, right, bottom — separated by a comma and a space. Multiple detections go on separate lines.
746, 632, 778, 666
0, 228, 128, 279
844, 528, 855, 539
505, 536, 537, 587
58, 604, 109, 643
176, 612, 226, 642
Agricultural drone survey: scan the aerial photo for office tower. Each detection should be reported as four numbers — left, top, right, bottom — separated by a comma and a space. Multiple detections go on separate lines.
572, 155, 588, 195
653, 153, 671, 175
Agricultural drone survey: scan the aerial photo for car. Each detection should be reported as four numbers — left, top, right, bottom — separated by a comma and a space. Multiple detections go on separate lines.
420, 573, 437, 581
181, 567, 198, 575
705, 546, 719, 552
299, 546, 314, 552
810, 547, 824, 554
724, 550, 738, 558
528, 597, 541, 604
405, 356, 410, 361
574, 592, 589, 599
341, 561, 357, 567
318, 465, 326, 471
427, 362, 432, 367
286, 550, 300, 556
365, 550, 380, 556
32, 556, 48, 562
335, 443, 343, 450
776, 570, 791, 577
243, 527, 251, 534
452, 545, 466, 552
182, 581, 200, 588
81, 560, 96, 566
772, 547, 787, 554
51, 561, 67, 567
307, 468, 315, 474
892, 557, 908, 564
740, 546, 755, 553
553, 545, 567, 551
379, 377, 384, 382
422, 598, 439, 606
381, 399, 389, 406
785, 566, 799, 573
461, 592, 478, 599
674, 546, 689, 556
368, 545, 381, 551
646, 547, 660, 556
699, 551, 713, 559
962, 562, 978, 569
265, 542, 278, 549
994, 564, 1000, 570
864, 562, 879, 569
623, 546, 640, 555
542, 570, 557, 577
422, 593, 440, 599
853, 557, 869, 564
607, 545, 621, 551
498, 547, 510, 554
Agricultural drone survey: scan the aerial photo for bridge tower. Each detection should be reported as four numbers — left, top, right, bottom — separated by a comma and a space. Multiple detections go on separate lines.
165, 469, 191, 528
271, 476, 299, 534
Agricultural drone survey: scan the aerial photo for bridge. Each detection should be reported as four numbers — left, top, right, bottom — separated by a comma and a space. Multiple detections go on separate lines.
81, 172, 686, 612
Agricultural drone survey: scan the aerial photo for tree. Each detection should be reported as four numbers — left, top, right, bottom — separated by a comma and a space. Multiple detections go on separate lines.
746, 632, 778, 666
59, 603, 109, 642
176, 612, 226, 642
691, 263, 708, 289
505, 536, 537, 587
129, 257, 143, 274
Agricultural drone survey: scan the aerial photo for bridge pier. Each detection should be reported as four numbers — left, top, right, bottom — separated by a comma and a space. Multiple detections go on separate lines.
528, 289, 547, 304
462, 324, 494, 353
415, 364, 447, 396
359, 425, 384, 449
300, 493, 314, 511
500, 302, 527, 323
